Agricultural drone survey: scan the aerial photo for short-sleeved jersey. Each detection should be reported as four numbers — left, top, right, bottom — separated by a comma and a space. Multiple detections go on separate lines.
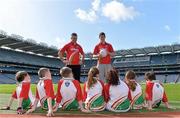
83, 80, 105, 103
12, 81, 34, 101
105, 80, 130, 107
60, 41, 84, 65
145, 81, 168, 104
56, 78, 82, 105
129, 82, 143, 102
93, 42, 114, 64
35, 79, 55, 100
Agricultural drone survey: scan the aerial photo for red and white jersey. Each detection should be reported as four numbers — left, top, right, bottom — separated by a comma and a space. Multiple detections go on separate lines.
93, 42, 114, 64
145, 80, 168, 104
83, 80, 105, 103
12, 81, 34, 102
60, 41, 84, 65
35, 79, 55, 100
129, 82, 143, 102
105, 80, 130, 106
56, 78, 82, 105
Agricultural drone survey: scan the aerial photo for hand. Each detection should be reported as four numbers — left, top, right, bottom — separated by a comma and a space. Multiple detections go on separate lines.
26, 108, 35, 114
99, 54, 103, 59
46, 110, 54, 117
106, 50, 110, 55
147, 107, 153, 111
80, 108, 91, 113
62, 60, 69, 65
53, 106, 58, 112
79, 60, 84, 65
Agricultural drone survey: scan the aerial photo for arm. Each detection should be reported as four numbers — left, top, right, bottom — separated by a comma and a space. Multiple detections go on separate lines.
26, 98, 39, 114
93, 45, 102, 59
99, 80, 106, 101
79, 45, 85, 64
58, 50, 64, 61
44, 80, 55, 116
47, 97, 54, 117
83, 82, 87, 102
73, 80, 89, 112
17, 82, 30, 114
58, 45, 69, 64
18, 98, 23, 108
107, 51, 115, 57
54, 80, 63, 112
145, 82, 153, 110
27, 88, 40, 114
104, 84, 110, 102
107, 44, 115, 57
162, 90, 172, 109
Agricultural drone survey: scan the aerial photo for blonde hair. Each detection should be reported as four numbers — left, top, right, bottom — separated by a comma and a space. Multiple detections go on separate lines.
38, 68, 49, 78
60, 67, 72, 78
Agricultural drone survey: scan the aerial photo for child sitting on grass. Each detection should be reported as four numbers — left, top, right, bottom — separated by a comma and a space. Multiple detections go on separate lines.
145, 72, 172, 110
105, 69, 131, 112
125, 70, 144, 109
1, 71, 34, 114
27, 68, 55, 117
53, 67, 88, 112
83, 66, 106, 111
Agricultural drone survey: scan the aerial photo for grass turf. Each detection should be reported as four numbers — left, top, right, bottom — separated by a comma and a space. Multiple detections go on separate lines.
0, 83, 180, 115
0, 83, 180, 101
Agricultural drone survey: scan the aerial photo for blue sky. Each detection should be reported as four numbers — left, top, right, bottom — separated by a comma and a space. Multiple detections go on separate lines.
0, 0, 180, 52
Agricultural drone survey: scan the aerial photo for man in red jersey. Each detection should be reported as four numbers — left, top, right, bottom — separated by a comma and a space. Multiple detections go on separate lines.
93, 32, 115, 82
58, 33, 85, 82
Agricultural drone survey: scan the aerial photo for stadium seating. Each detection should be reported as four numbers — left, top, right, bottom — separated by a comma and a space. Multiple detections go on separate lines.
0, 48, 63, 68
0, 42, 180, 84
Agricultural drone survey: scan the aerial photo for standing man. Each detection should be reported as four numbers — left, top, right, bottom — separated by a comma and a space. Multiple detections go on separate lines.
93, 32, 115, 82
58, 33, 84, 82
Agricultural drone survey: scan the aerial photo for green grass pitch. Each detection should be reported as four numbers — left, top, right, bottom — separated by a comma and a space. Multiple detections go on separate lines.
0, 83, 180, 114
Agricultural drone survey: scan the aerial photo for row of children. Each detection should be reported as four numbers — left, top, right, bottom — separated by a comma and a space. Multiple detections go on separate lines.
1, 66, 172, 116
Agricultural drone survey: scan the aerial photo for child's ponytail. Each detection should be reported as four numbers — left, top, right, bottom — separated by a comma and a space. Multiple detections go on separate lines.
87, 67, 99, 89
125, 70, 137, 91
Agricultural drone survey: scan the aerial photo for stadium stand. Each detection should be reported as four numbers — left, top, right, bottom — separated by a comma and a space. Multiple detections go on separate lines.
0, 30, 180, 83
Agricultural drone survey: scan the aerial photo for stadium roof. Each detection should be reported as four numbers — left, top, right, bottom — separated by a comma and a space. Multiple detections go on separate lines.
0, 30, 58, 57
0, 30, 180, 58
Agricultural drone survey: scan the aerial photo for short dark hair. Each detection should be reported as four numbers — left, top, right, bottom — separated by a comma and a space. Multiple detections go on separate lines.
71, 33, 77, 37
107, 68, 119, 86
38, 68, 49, 78
99, 32, 106, 38
145, 72, 156, 81
60, 67, 72, 78
15, 71, 28, 82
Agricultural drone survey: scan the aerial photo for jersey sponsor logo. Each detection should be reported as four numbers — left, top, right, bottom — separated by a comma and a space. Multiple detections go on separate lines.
65, 81, 70, 87
69, 45, 79, 51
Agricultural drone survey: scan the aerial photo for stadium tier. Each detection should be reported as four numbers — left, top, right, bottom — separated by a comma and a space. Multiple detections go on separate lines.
0, 30, 180, 83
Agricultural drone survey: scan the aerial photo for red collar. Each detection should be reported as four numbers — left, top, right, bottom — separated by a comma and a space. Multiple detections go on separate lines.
70, 41, 77, 45
99, 42, 107, 45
